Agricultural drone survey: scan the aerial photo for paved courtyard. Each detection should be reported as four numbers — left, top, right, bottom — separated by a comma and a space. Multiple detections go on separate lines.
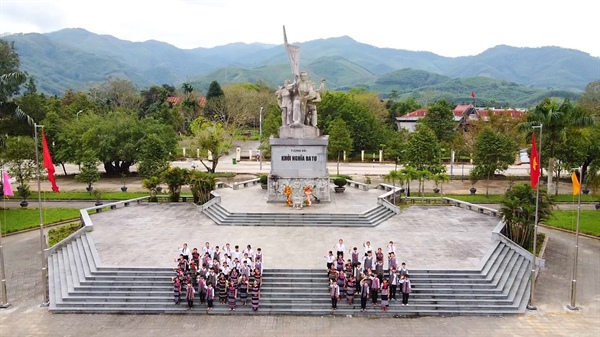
0, 185, 598, 336
89, 186, 497, 269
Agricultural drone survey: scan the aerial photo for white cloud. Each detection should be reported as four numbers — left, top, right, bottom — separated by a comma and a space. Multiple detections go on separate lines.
1, 0, 599, 57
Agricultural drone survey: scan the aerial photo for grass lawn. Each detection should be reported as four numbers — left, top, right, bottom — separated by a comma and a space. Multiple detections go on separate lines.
544, 210, 600, 237
440, 194, 598, 203
0, 208, 82, 234
6, 191, 151, 201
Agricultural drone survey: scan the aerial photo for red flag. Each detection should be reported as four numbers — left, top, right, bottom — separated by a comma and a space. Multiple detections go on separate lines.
42, 130, 60, 193
530, 133, 540, 189
471, 91, 475, 98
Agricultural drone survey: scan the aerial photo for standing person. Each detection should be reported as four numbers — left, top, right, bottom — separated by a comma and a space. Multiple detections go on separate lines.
389, 267, 399, 301
227, 281, 237, 311
360, 278, 370, 312
251, 280, 261, 311
336, 253, 344, 272
239, 274, 249, 305
244, 245, 254, 262
255, 248, 263, 264
223, 243, 232, 258
329, 280, 340, 310
370, 274, 380, 306
386, 241, 396, 256
240, 260, 251, 278
388, 252, 398, 272
191, 247, 200, 267
375, 247, 384, 265
206, 282, 215, 311
202, 242, 213, 260
334, 239, 345, 259
401, 274, 412, 306
173, 278, 181, 305
374, 260, 384, 283
362, 251, 374, 273
346, 275, 356, 305
324, 251, 335, 272
213, 246, 222, 264
185, 281, 195, 310
399, 262, 409, 278
232, 245, 242, 262
197, 275, 207, 304
179, 243, 191, 261
380, 279, 389, 311
218, 274, 228, 304
253, 267, 262, 288
207, 269, 217, 288
350, 247, 360, 269
354, 262, 363, 294
337, 269, 346, 300
363, 241, 373, 257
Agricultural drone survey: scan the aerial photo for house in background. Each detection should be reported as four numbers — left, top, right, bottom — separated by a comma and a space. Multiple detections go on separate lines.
395, 104, 525, 132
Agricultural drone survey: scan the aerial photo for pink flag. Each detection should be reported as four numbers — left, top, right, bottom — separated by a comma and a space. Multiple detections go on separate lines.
2, 171, 14, 196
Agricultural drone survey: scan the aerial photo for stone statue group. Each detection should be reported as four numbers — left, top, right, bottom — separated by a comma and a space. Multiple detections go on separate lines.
276, 73, 325, 128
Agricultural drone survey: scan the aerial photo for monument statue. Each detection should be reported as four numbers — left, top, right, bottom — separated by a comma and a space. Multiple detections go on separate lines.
279, 26, 325, 132
267, 26, 331, 203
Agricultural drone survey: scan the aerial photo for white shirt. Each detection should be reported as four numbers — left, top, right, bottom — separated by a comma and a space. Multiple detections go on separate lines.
363, 244, 373, 256
180, 247, 191, 257
387, 244, 396, 254
202, 246, 213, 259
326, 255, 335, 264
243, 248, 254, 260
334, 243, 346, 252
232, 250, 242, 261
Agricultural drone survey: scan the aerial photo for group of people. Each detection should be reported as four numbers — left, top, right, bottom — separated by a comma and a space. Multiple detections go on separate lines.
326, 239, 412, 311
172, 242, 263, 311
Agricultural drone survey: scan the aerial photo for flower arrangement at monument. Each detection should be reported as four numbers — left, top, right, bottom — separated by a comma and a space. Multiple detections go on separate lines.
283, 185, 293, 207
304, 185, 312, 206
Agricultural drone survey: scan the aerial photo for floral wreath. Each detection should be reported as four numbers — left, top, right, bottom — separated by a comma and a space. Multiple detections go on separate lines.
303, 185, 313, 194
283, 185, 293, 207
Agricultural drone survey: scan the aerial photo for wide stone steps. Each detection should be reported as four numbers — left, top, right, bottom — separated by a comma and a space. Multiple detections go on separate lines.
203, 203, 395, 227
48, 234, 531, 315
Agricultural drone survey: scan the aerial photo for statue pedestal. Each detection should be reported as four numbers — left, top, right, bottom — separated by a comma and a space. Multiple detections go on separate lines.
267, 135, 330, 203
278, 125, 320, 139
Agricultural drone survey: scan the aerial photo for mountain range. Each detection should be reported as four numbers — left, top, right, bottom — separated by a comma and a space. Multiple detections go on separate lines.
3, 28, 599, 107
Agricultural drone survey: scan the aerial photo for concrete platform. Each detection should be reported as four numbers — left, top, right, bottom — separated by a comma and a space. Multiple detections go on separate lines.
88, 186, 498, 271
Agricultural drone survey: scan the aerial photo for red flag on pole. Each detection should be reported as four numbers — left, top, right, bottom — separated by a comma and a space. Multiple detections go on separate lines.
530, 133, 540, 189
471, 91, 475, 98
42, 130, 60, 193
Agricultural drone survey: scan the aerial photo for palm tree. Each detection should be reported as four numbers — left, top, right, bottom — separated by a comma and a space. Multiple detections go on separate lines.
520, 98, 594, 194
499, 183, 555, 251
415, 169, 431, 200
433, 173, 451, 196
384, 169, 404, 205
400, 166, 419, 197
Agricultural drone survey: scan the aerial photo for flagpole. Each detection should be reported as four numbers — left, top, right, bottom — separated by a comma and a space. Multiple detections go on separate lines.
528, 124, 543, 310
0, 169, 10, 308
34, 123, 49, 306
567, 167, 582, 311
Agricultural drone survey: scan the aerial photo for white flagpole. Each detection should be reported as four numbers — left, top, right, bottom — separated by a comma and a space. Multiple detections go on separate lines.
34, 123, 49, 306
0, 169, 10, 308
567, 167, 582, 311
528, 124, 543, 310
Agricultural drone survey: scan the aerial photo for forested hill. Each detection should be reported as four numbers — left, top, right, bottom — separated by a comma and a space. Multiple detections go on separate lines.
3, 28, 598, 106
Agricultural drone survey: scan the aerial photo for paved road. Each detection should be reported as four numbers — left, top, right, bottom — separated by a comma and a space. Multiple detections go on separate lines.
0, 216, 598, 336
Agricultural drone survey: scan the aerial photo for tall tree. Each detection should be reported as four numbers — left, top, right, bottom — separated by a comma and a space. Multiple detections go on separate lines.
520, 98, 594, 193
404, 124, 442, 173
206, 81, 225, 100
189, 117, 233, 173
328, 117, 353, 175
0, 40, 28, 136
472, 126, 518, 196
420, 99, 456, 144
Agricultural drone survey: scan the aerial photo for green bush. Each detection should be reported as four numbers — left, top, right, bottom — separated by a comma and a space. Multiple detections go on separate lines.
334, 177, 347, 187
48, 222, 82, 247
259, 174, 268, 184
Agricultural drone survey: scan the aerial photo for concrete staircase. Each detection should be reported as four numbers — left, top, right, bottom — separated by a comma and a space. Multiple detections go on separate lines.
202, 203, 395, 227
48, 236, 530, 315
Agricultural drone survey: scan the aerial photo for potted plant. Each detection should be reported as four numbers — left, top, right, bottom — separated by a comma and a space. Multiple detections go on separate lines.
142, 176, 160, 202
432, 173, 450, 195
92, 189, 103, 212
17, 184, 31, 208
259, 174, 268, 190
76, 157, 100, 194
333, 177, 347, 193
120, 173, 128, 192
469, 171, 479, 195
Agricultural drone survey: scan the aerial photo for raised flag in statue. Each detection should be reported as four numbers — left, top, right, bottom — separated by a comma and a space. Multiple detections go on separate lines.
2, 171, 14, 196
530, 133, 540, 189
471, 91, 475, 98
571, 171, 581, 196
42, 130, 60, 193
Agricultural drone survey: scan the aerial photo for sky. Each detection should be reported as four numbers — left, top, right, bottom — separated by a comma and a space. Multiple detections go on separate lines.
1, 0, 599, 58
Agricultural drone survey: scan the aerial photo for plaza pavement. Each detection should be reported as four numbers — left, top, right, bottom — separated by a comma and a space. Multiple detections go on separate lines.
0, 181, 598, 336
89, 186, 496, 269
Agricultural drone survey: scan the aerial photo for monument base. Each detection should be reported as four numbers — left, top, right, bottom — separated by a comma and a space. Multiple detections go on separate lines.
278, 125, 319, 139
266, 177, 331, 203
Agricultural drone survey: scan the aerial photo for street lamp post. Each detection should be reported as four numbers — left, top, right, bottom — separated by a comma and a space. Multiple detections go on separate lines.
259, 107, 263, 171
567, 166, 583, 311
